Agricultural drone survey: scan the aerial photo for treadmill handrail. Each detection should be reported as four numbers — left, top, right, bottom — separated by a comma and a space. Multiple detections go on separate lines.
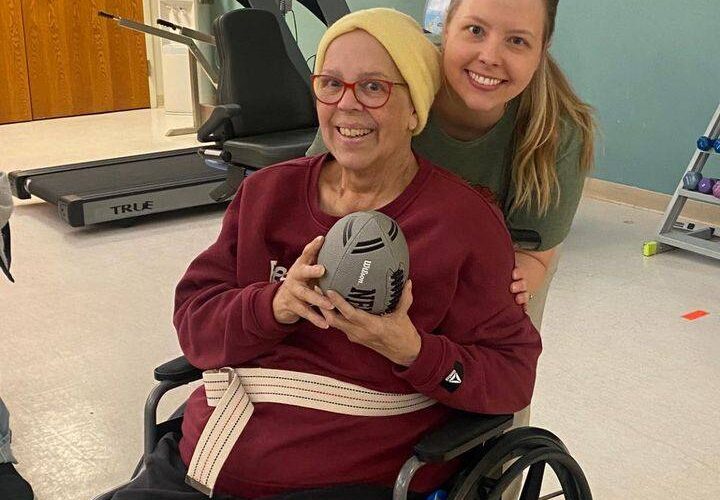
156, 18, 216, 44
99, 11, 219, 86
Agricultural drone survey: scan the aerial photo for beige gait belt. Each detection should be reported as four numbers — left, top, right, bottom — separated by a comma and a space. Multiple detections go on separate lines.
185, 367, 437, 496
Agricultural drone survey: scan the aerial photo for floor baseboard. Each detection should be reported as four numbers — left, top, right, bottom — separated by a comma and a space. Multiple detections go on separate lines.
583, 178, 720, 227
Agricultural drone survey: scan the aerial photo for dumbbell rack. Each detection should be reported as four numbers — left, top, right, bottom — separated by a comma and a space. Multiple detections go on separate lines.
645, 102, 720, 260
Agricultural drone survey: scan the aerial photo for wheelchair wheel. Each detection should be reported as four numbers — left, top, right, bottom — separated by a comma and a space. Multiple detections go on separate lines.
448, 427, 591, 500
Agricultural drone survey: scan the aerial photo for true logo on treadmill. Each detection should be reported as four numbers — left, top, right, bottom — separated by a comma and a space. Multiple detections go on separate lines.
110, 201, 154, 215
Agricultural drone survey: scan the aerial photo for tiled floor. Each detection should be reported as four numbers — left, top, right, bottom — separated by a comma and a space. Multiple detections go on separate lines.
1, 110, 720, 499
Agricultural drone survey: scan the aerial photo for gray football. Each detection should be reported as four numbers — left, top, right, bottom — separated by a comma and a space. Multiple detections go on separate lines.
317, 211, 409, 315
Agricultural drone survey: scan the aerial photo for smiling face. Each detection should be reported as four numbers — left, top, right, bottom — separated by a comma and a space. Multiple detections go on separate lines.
316, 30, 418, 172
442, 0, 545, 115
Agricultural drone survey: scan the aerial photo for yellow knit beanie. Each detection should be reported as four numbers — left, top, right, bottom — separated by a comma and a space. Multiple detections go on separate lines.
314, 8, 441, 135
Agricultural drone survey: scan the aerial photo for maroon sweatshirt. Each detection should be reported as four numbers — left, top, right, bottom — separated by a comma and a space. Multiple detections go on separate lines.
174, 153, 541, 498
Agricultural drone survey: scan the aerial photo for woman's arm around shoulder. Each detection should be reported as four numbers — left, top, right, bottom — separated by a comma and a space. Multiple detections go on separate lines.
508, 120, 586, 301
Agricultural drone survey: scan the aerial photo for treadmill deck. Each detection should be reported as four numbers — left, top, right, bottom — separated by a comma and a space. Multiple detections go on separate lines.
25, 150, 223, 203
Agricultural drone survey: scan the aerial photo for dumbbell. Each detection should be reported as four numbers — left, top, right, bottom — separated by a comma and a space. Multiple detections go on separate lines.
683, 171, 702, 190
697, 177, 717, 194
713, 182, 720, 199
698, 136, 714, 151
714, 139, 720, 154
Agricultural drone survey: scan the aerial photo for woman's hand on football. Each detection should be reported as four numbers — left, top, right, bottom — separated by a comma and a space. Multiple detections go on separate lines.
272, 236, 334, 328
319, 280, 421, 366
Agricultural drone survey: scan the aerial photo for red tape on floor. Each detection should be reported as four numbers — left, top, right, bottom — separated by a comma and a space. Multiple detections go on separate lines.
682, 310, 709, 321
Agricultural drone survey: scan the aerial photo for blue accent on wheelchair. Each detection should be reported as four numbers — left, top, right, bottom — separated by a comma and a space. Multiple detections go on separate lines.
426, 490, 448, 500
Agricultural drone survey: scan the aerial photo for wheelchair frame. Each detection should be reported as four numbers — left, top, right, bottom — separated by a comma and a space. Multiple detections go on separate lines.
94, 356, 591, 500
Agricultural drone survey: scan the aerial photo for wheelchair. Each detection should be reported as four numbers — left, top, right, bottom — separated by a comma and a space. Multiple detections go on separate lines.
93, 355, 591, 500
94, 5, 591, 499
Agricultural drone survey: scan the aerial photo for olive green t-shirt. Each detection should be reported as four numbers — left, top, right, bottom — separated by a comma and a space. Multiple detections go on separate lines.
306, 104, 585, 251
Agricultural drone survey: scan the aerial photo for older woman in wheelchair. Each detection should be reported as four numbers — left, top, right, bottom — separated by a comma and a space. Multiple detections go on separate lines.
105, 8, 547, 500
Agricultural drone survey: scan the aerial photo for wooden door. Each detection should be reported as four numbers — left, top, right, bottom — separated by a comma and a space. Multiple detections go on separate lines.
22, 0, 150, 120
0, 0, 33, 125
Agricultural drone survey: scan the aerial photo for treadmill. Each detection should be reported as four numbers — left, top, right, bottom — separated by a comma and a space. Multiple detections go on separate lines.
9, 150, 224, 227
9, 0, 349, 228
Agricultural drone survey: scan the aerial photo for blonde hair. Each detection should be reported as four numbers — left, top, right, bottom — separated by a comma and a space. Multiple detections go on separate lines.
445, 0, 595, 215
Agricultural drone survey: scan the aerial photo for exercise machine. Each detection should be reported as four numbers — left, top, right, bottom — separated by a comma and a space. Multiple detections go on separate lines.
9, 0, 348, 227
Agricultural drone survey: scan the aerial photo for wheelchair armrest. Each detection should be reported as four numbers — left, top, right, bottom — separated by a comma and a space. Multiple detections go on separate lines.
154, 356, 203, 383
414, 412, 514, 463
197, 104, 242, 143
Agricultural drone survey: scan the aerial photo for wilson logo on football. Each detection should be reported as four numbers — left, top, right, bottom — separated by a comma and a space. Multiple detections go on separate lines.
357, 260, 372, 284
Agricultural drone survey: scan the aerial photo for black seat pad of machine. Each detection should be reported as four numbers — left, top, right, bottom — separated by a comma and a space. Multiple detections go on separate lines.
223, 128, 318, 168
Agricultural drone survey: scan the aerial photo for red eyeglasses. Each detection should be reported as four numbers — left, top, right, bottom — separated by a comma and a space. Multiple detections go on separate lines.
311, 74, 408, 109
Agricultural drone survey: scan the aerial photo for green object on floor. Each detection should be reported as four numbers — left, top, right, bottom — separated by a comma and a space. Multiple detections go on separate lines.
642, 240, 658, 257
